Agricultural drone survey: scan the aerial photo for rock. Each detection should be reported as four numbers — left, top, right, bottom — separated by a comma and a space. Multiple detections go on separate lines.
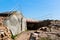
0, 25, 12, 40
3, 11, 27, 35
39, 27, 50, 32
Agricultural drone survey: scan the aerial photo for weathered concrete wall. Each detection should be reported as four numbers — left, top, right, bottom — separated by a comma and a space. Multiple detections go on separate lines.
3, 11, 27, 35
22, 18, 27, 31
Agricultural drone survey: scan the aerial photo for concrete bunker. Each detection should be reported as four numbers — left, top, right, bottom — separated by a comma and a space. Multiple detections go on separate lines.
27, 21, 39, 30
0, 11, 27, 35
26, 20, 51, 30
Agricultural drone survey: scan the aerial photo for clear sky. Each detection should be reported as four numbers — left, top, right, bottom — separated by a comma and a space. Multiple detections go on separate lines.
0, 0, 60, 20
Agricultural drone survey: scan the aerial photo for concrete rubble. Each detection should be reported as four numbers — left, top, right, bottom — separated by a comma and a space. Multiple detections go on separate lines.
0, 25, 12, 40
29, 25, 60, 40
27, 20, 60, 40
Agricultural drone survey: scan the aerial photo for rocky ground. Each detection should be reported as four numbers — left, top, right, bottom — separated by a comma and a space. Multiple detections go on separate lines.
0, 25, 60, 40
0, 25, 12, 40
0, 16, 60, 40
14, 31, 34, 40
14, 26, 60, 40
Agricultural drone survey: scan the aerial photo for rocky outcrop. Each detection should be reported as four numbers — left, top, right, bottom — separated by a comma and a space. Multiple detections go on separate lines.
0, 15, 12, 40
29, 30, 60, 40
3, 11, 27, 35
0, 25, 12, 40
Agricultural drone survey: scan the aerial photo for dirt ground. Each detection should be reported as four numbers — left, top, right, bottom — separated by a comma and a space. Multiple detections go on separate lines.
14, 31, 34, 40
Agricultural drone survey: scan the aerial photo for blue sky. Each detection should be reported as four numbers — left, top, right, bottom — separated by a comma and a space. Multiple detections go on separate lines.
0, 0, 60, 20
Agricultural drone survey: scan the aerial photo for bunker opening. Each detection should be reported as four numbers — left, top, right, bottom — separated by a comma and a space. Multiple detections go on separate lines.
27, 22, 40, 30
26, 20, 51, 30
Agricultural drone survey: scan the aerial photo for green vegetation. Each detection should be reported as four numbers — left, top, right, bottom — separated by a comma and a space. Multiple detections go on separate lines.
11, 34, 17, 40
